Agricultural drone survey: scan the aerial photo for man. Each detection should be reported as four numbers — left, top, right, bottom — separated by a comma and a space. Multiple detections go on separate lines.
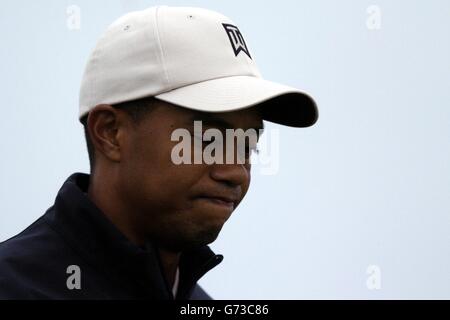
0, 6, 318, 299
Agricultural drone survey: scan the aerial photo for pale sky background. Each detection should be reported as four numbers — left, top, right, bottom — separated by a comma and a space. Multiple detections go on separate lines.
0, 0, 449, 299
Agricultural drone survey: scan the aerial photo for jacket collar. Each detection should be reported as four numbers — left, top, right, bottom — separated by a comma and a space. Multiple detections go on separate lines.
44, 172, 223, 299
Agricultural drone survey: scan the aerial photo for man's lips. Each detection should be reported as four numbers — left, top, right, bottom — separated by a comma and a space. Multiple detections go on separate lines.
195, 195, 237, 210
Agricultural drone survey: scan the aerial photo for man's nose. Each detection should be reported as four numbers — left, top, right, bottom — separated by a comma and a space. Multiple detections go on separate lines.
209, 163, 250, 187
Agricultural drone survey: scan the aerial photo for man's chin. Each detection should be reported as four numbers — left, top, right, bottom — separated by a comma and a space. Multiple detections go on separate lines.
159, 225, 223, 252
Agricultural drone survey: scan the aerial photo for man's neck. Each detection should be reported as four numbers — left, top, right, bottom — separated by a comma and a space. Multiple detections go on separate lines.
86, 171, 181, 290
87, 171, 144, 245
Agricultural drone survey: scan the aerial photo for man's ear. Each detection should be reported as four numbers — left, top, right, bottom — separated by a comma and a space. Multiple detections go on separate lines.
86, 104, 125, 164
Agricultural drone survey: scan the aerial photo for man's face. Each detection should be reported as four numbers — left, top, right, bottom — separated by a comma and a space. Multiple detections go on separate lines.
117, 100, 263, 251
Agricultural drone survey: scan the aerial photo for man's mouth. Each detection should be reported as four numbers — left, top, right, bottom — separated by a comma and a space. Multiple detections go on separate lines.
195, 195, 237, 210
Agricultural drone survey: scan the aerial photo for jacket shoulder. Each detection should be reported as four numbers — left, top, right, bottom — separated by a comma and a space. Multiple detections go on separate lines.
0, 214, 69, 299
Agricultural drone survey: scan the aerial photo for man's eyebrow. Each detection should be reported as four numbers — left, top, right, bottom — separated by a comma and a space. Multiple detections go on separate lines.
186, 113, 265, 131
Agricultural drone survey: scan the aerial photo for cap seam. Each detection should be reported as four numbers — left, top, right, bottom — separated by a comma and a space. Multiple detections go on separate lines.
154, 6, 171, 87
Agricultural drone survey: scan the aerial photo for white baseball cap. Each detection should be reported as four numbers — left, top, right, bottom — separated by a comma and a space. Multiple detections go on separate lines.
79, 5, 318, 127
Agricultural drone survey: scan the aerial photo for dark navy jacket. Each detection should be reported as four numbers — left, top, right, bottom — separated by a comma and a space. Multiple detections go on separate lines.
0, 173, 223, 300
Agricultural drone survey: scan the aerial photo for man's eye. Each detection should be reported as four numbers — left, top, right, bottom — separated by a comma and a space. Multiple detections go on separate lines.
194, 134, 215, 143
193, 133, 218, 148
193, 133, 206, 143
192, 133, 258, 159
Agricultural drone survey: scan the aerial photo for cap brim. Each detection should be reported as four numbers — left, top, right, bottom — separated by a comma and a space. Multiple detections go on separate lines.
155, 75, 318, 128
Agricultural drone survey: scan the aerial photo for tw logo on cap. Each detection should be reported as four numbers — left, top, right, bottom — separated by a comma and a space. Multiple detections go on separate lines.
222, 23, 252, 59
